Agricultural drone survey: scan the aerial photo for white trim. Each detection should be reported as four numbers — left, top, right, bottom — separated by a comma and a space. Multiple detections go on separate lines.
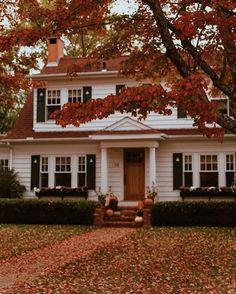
90, 134, 166, 141
101, 140, 160, 148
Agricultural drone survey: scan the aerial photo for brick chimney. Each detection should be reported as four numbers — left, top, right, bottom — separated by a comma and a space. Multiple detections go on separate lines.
47, 37, 64, 66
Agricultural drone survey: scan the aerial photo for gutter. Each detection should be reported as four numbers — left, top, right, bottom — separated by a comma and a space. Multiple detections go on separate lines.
28, 70, 119, 79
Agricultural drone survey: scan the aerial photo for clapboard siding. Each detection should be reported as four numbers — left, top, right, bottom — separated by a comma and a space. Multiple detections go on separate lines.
33, 77, 195, 132
5, 137, 236, 200
11, 143, 101, 195
156, 139, 236, 200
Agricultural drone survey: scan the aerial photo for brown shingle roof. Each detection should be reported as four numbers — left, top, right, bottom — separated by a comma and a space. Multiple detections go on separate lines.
40, 56, 128, 75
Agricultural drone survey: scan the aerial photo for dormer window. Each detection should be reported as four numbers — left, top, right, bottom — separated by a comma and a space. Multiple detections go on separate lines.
68, 89, 82, 103
47, 90, 61, 119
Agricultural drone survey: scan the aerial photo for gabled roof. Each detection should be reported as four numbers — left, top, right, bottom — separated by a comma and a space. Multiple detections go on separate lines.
40, 56, 128, 75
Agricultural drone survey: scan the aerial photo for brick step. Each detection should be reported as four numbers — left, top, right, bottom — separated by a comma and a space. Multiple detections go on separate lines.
120, 210, 137, 217
102, 221, 143, 228
118, 206, 138, 210
104, 215, 135, 222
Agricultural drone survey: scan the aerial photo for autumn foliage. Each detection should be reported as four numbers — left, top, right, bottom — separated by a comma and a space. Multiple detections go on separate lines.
0, 0, 235, 136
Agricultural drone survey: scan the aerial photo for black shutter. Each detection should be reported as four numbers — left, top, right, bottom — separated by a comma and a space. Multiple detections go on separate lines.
37, 89, 46, 122
83, 87, 92, 102
116, 84, 125, 95
177, 106, 187, 118
31, 155, 40, 190
87, 154, 96, 189
173, 153, 183, 190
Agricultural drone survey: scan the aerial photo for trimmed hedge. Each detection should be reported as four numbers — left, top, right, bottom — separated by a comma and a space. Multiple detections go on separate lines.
0, 199, 97, 225
152, 201, 236, 227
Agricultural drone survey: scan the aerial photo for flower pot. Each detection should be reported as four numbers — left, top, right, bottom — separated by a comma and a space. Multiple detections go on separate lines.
143, 198, 153, 206
106, 209, 114, 217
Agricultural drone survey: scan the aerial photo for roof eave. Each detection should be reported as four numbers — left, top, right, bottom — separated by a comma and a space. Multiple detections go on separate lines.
28, 70, 120, 80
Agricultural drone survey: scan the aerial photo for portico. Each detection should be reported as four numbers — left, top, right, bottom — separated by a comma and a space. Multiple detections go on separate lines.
90, 131, 164, 200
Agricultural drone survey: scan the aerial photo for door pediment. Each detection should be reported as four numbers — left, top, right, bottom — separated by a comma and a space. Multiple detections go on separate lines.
105, 117, 151, 131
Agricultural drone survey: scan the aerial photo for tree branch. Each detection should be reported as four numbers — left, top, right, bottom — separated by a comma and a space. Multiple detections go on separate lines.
143, 0, 191, 78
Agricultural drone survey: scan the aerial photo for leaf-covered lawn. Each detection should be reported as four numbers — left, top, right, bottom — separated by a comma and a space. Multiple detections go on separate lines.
6, 227, 236, 294
0, 224, 91, 262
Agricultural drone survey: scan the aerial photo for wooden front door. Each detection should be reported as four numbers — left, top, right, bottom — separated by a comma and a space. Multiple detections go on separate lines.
124, 148, 145, 201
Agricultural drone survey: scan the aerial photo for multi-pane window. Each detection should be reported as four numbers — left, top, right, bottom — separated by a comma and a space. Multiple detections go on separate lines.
78, 156, 86, 187
211, 98, 228, 115
226, 154, 235, 186
68, 89, 82, 103
47, 90, 61, 119
55, 157, 71, 187
0, 159, 9, 170
200, 155, 218, 187
40, 157, 48, 188
184, 155, 193, 186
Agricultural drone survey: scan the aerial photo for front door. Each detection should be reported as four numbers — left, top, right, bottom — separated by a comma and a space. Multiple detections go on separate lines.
124, 148, 145, 201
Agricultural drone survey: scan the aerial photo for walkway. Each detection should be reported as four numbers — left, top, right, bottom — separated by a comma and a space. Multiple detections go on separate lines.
0, 227, 134, 292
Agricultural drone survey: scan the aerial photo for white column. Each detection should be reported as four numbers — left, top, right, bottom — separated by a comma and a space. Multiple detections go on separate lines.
193, 153, 199, 186
218, 153, 225, 187
71, 155, 77, 188
101, 147, 108, 193
149, 147, 156, 187
48, 155, 55, 188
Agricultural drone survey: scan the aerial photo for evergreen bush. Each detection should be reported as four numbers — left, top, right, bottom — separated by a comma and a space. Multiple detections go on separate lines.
0, 168, 26, 198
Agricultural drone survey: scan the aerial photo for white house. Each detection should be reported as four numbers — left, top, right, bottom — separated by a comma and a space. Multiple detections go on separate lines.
0, 38, 235, 202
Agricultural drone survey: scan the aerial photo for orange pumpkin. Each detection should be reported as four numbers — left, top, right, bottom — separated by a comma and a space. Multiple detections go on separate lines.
143, 198, 153, 206
106, 209, 114, 217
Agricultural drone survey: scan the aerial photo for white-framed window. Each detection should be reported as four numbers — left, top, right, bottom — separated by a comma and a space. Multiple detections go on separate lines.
40, 157, 48, 188
55, 157, 71, 187
68, 89, 82, 103
183, 155, 193, 186
78, 156, 86, 187
0, 159, 9, 170
47, 90, 61, 119
225, 154, 235, 186
200, 155, 218, 187
211, 98, 229, 115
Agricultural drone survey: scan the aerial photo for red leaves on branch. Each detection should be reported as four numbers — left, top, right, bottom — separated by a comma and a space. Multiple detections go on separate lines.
53, 77, 224, 137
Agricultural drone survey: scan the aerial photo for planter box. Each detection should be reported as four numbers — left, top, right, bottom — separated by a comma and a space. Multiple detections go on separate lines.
180, 187, 236, 201
36, 187, 88, 200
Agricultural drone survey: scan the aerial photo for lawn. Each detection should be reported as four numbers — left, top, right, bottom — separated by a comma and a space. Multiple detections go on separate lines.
0, 224, 91, 262
1, 226, 235, 293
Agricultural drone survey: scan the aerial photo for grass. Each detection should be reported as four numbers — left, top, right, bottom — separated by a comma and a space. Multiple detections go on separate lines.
1, 226, 235, 293
0, 224, 92, 262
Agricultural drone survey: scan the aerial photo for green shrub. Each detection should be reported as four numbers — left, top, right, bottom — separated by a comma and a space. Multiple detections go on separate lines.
152, 201, 236, 227
0, 199, 97, 225
0, 168, 26, 198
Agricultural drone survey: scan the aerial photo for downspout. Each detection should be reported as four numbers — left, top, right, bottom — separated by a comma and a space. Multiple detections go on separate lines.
6, 142, 13, 169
